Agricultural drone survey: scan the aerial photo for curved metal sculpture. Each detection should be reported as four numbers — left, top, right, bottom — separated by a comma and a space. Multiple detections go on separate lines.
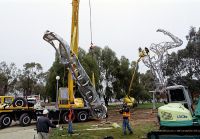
43, 30, 107, 119
141, 29, 183, 92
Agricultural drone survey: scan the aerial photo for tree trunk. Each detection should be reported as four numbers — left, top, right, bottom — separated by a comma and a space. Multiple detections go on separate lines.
104, 95, 109, 106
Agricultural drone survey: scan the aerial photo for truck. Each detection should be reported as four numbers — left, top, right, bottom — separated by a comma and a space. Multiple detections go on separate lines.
46, 87, 94, 123
0, 96, 38, 128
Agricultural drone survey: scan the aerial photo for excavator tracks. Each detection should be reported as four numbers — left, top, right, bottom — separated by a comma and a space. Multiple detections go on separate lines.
148, 130, 200, 139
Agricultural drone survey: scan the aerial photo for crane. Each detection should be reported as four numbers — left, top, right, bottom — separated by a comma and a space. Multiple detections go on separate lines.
43, 0, 107, 120
68, 0, 79, 104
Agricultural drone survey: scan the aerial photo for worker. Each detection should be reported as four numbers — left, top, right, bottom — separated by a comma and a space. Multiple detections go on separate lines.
119, 102, 133, 135
139, 47, 147, 58
67, 105, 75, 134
36, 109, 57, 139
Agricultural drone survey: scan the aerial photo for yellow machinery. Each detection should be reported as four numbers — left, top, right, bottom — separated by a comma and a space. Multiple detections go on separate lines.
0, 96, 34, 111
68, 0, 79, 105
0, 96, 36, 128
43, 0, 107, 122
123, 48, 148, 107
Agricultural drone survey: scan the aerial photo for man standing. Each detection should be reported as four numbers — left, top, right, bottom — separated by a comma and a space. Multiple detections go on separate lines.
36, 109, 57, 139
67, 105, 75, 134
120, 103, 133, 135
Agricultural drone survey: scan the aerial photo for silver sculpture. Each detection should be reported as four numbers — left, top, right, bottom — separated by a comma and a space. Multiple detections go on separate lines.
141, 29, 183, 92
43, 30, 107, 119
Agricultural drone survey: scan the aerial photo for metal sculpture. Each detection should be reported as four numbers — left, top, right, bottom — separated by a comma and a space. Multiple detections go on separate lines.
43, 30, 107, 119
140, 29, 183, 92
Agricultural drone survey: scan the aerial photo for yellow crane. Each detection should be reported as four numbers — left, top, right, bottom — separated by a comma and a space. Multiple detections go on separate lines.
68, 0, 79, 104
43, 0, 107, 122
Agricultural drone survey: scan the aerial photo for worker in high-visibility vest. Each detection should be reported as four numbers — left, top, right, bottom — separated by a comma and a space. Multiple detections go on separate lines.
67, 105, 75, 134
119, 102, 133, 135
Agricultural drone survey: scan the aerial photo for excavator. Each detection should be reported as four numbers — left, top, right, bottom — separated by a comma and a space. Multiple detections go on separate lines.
139, 29, 200, 138
43, 0, 107, 122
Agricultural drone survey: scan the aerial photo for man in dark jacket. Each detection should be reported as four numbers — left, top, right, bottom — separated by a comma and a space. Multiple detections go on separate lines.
36, 109, 56, 139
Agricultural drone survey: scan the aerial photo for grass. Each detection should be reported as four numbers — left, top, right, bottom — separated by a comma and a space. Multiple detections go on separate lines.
137, 102, 164, 109
49, 103, 160, 139
105, 102, 164, 109
49, 121, 157, 139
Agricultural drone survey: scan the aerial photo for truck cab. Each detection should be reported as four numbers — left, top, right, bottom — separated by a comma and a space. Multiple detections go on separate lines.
0, 96, 37, 128
0, 96, 14, 105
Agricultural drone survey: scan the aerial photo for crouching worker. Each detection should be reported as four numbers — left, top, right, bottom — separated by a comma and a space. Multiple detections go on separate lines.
36, 109, 57, 139
119, 103, 133, 135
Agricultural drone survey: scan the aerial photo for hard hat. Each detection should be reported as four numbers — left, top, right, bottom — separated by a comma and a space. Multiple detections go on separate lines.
43, 109, 49, 115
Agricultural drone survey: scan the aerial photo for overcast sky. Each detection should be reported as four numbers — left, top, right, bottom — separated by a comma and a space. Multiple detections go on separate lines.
0, 0, 200, 73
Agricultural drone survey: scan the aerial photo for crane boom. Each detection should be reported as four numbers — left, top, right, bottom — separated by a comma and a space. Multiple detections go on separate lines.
68, 0, 80, 103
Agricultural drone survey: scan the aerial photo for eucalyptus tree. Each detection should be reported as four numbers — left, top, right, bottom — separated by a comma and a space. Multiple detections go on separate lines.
112, 56, 130, 100
45, 54, 66, 101
162, 26, 200, 94
0, 61, 19, 95
18, 62, 45, 97
101, 46, 118, 106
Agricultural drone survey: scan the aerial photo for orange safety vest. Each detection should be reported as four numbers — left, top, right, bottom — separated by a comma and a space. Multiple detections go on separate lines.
68, 109, 74, 121
122, 111, 131, 118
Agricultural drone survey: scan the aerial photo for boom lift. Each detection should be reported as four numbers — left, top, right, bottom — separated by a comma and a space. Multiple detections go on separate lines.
123, 51, 146, 107
140, 29, 200, 138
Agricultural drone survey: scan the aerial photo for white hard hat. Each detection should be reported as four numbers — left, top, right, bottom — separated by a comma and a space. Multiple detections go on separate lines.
43, 109, 49, 115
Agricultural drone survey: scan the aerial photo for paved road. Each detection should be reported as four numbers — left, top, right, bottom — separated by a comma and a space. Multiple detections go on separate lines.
0, 122, 37, 139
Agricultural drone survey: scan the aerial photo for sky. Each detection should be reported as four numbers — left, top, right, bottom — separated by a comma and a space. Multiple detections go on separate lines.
0, 0, 200, 73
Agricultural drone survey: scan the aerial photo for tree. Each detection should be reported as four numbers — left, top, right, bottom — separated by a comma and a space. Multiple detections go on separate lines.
112, 56, 130, 100
18, 62, 45, 97
101, 46, 118, 106
0, 61, 18, 95
163, 26, 200, 97
45, 54, 66, 102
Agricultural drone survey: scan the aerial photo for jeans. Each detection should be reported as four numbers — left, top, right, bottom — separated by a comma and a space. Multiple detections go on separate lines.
38, 132, 49, 139
122, 118, 132, 134
68, 121, 73, 134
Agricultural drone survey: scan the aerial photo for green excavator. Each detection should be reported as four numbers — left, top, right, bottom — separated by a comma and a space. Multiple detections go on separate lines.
140, 29, 200, 138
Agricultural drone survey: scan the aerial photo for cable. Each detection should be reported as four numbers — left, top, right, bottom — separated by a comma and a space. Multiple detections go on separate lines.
89, 0, 93, 46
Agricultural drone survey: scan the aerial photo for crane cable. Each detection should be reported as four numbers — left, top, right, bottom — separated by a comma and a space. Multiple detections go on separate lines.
89, 0, 93, 46
89, 0, 96, 89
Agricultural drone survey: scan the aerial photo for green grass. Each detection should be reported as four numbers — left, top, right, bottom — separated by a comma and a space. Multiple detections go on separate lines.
137, 102, 164, 109
49, 121, 156, 139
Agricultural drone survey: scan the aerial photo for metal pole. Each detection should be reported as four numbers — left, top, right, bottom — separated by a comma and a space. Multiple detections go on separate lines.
153, 91, 156, 110
56, 76, 60, 109
149, 91, 156, 110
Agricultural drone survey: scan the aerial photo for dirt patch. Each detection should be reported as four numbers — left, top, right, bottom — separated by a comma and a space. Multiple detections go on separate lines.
85, 106, 159, 130
102, 107, 158, 129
